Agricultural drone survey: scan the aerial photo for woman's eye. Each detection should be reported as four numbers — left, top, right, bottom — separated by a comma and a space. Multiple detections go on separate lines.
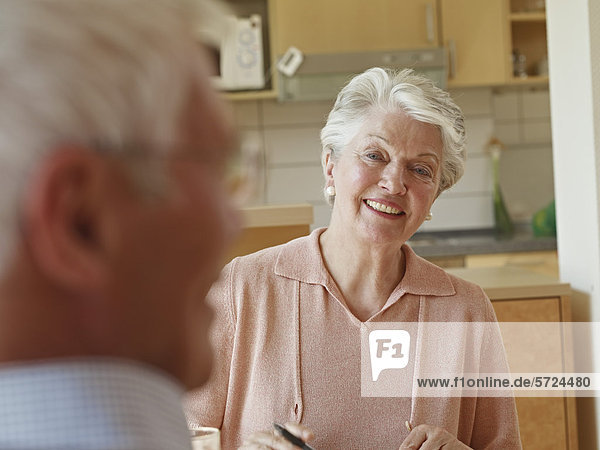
365, 152, 382, 161
414, 166, 432, 177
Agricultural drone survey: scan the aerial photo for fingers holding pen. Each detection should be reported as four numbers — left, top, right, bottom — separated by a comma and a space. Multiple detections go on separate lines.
239, 430, 295, 450
239, 422, 314, 450
281, 421, 314, 443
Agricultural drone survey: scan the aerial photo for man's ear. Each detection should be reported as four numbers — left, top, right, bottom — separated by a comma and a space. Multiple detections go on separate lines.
21, 147, 117, 292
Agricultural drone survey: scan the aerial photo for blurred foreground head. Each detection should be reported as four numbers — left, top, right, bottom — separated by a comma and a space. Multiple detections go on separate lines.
0, 0, 238, 388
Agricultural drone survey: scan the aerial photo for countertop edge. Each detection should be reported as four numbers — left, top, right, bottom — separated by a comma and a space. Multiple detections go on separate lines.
446, 266, 570, 300
241, 203, 314, 228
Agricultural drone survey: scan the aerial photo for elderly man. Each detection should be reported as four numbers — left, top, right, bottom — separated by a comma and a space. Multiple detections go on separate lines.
0, 0, 238, 448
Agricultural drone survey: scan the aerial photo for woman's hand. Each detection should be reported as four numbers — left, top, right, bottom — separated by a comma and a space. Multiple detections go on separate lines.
239, 422, 314, 449
400, 424, 471, 450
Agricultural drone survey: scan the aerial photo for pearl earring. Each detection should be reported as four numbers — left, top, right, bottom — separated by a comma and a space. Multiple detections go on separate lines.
326, 186, 336, 196
425, 212, 433, 221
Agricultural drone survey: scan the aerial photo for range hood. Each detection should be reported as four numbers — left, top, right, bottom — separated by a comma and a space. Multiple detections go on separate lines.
277, 48, 447, 102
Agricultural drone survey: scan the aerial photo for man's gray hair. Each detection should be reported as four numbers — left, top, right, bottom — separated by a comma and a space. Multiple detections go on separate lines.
320, 68, 466, 202
0, 0, 225, 265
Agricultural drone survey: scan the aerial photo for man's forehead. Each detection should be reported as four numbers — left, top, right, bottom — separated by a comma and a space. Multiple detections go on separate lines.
176, 43, 236, 158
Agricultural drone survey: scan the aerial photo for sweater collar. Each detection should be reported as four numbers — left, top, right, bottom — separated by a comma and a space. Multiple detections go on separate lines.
274, 227, 456, 297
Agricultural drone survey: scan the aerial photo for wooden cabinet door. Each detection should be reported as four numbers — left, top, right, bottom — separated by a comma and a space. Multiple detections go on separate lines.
491, 297, 578, 450
272, 0, 439, 55
515, 397, 571, 450
492, 297, 561, 322
440, 0, 510, 87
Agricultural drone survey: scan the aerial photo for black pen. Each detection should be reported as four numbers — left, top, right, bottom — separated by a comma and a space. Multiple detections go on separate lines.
273, 423, 315, 450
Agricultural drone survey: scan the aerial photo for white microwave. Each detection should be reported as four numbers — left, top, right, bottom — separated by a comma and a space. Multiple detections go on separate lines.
211, 15, 265, 91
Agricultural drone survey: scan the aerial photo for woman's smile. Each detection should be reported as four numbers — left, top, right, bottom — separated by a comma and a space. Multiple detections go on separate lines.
364, 199, 406, 217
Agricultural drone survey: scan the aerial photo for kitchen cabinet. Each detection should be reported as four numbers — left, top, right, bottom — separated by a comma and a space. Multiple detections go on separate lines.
449, 267, 578, 450
218, 0, 549, 100
508, 0, 549, 85
226, 204, 313, 261
439, 0, 549, 87
440, 0, 511, 87
270, 0, 439, 56
495, 298, 577, 450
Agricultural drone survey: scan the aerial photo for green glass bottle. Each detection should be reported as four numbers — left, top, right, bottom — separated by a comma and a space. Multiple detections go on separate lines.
490, 141, 514, 237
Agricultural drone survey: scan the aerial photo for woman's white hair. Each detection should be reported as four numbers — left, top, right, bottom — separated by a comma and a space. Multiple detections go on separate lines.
0, 0, 226, 266
320, 67, 466, 202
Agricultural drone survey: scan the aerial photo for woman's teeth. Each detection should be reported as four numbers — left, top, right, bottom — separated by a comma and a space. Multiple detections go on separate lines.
365, 200, 403, 215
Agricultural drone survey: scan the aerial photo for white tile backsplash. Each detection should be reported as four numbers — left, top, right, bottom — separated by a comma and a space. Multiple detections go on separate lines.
522, 90, 551, 119
492, 91, 520, 121
523, 120, 552, 144
421, 193, 495, 231
499, 146, 555, 221
262, 99, 334, 126
266, 164, 325, 204
494, 122, 522, 146
446, 155, 493, 195
464, 117, 494, 155
264, 127, 322, 165
449, 88, 493, 116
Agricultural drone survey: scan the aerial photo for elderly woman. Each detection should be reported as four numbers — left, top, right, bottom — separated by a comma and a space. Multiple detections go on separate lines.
186, 68, 521, 449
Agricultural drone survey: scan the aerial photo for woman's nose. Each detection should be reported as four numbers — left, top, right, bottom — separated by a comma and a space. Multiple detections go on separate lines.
379, 165, 407, 195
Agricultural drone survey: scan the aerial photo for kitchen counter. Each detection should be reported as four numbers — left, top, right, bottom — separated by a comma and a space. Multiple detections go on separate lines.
407, 225, 556, 259
241, 203, 313, 228
227, 203, 313, 261
446, 266, 568, 300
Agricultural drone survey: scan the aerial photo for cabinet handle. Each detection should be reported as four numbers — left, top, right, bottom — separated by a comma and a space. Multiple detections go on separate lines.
448, 38, 457, 79
425, 3, 435, 44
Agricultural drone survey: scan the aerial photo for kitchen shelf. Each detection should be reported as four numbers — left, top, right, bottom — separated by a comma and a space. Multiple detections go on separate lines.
507, 75, 549, 85
241, 203, 313, 228
216, 0, 278, 102
509, 12, 546, 22
223, 89, 278, 101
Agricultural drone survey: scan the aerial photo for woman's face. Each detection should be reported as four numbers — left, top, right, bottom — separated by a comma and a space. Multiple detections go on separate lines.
326, 108, 443, 247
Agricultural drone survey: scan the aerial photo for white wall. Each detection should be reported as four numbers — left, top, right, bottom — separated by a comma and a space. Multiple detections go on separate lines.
547, 0, 600, 447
